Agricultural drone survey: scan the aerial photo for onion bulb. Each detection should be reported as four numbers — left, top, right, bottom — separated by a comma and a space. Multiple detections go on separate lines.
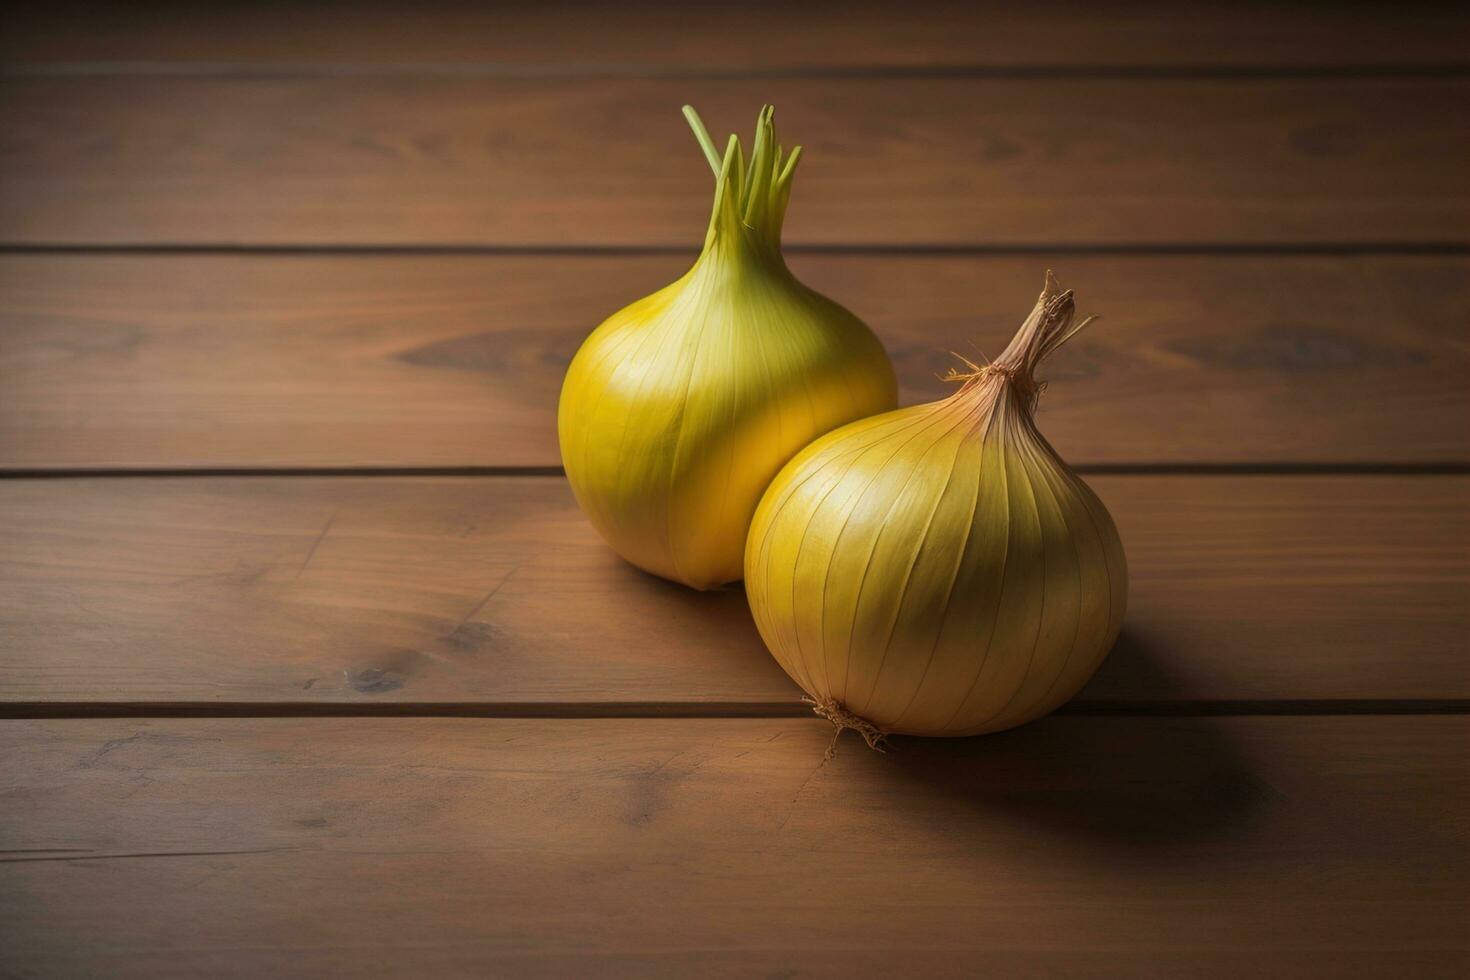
745, 273, 1126, 744
559, 106, 896, 590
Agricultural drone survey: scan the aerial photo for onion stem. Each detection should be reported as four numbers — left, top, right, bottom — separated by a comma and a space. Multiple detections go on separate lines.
682, 105, 724, 177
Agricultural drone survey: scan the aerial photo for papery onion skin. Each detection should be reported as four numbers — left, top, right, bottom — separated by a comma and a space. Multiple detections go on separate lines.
559, 106, 897, 590
745, 273, 1126, 737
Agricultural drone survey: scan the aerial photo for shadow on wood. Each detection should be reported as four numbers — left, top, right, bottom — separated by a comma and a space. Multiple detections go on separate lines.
866, 631, 1269, 847
1075, 626, 1193, 702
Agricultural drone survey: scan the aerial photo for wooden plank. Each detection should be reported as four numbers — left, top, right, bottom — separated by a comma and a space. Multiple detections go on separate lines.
3, 0, 1466, 70
2, 716, 1465, 976
2, 78, 1464, 246
3, 253, 1465, 469
1, 475, 1463, 706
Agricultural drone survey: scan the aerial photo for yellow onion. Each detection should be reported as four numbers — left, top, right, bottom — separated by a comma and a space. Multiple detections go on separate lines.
559, 106, 896, 590
745, 273, 1126, 743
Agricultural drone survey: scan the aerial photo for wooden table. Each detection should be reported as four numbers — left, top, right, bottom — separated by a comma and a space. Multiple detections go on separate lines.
2, 2, 1467, 975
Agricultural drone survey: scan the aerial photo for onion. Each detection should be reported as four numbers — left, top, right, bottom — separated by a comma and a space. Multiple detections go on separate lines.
745, 273, 1127, 744
559, 106, 896, 590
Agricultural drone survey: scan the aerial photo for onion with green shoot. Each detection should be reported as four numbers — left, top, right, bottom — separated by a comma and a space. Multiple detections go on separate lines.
559, 105, 896, 590
745, 273, 1127, 748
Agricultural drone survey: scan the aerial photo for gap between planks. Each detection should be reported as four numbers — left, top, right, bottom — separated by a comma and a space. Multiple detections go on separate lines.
2, 243, 1468, 256
3, 464, 1469, 479
4, 63, 1470, 82
2, 700, 1466, 720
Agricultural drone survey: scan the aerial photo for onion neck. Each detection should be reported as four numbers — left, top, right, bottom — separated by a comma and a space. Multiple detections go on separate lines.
684, 104, 800, 281
695, 210, 790, 282
947, 270, 1097, 414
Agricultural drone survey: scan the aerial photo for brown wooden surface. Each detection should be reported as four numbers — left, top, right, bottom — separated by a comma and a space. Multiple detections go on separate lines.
2, 716, 1465, 977
3, 253, 1465, 469
3, 1, 1466, 974
2, 475, 1464, 706
5, 1, 1468, 70
2, 77, 1465, 247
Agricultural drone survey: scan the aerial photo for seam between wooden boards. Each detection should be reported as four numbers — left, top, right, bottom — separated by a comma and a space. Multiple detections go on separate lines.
1, 700, 1466, 720
4, 244, 1468, 256
3, 465, 1468, 478
5, 63, 1470, 81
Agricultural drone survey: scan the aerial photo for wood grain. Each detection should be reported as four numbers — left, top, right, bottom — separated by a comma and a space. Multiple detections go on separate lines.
2, 716, 1465, 977
1, 475, 1463, 706
2, 77, 1465, 246
1, 2, 1463, 973
3, 253, 1465, 469
4, 0, 1467, 71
